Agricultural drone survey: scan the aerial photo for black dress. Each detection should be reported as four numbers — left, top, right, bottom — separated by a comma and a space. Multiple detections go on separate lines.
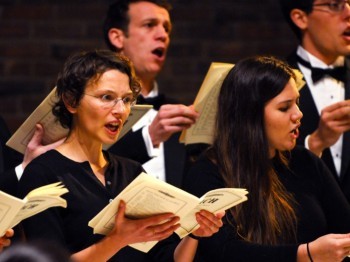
183, 146, 350, 262
17, 150, 176, 261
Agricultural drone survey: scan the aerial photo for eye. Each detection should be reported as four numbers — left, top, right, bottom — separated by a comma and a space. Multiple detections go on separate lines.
122, 96, 135, 104
329, 0, 342, 10
100, 94, 114, 102
164, 23, 172, 34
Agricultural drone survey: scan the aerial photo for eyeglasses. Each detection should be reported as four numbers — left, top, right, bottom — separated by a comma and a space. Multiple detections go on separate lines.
313, 0, 350, 12
84, 93, 136, 109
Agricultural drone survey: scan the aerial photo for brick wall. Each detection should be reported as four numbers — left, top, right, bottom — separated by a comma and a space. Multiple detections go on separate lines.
0, 0, 298, 132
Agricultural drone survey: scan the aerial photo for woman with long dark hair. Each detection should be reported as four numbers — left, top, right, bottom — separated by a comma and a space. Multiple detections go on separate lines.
184, 56, 350, 261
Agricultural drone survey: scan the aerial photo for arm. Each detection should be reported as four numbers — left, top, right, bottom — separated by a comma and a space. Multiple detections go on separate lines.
174, 210, 224, 262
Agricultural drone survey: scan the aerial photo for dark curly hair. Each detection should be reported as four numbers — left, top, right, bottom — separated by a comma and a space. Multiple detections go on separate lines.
52, 50, 141, 129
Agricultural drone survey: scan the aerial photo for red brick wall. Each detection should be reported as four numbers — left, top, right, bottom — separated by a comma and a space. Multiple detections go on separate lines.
0, 0, 298, 132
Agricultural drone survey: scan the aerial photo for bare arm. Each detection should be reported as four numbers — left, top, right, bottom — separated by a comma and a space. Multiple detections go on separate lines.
174, 210, 225, 262
297, 233, 350, 262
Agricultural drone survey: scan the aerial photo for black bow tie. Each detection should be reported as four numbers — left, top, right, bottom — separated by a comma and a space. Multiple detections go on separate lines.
296, 56, 346, 83
136, 94, 165, 110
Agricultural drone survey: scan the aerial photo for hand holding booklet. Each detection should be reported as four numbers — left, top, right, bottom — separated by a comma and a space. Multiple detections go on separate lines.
6, 87, 153, 154
179, 62, 234, 145
0, 182, 68, 237
88, 172, 248, 253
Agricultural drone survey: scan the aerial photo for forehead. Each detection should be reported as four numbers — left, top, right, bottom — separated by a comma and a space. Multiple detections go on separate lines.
271, 78, 298, 102
86, 70, 131, 92
128, 1, 171, 23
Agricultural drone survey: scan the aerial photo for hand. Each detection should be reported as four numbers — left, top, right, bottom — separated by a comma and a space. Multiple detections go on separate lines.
308, 100, 350, 156
149, 104, 199, 147
0, 229, 14, 252
22, 123, 65, 169
191, 210, 224, 238
108, 200, 180, 247
299, 233, 350, 262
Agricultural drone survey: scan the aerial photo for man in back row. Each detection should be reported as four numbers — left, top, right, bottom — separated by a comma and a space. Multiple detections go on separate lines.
104, 0, 199, 187
280, 0, 350, 200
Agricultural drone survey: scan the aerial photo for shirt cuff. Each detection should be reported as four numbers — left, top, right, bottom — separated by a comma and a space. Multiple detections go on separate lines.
142, 125, 160, 157
15, 164, 24, 180
305, 135, 322, 157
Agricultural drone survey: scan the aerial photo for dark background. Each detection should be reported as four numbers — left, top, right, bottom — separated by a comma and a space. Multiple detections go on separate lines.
0, 0, 298, 132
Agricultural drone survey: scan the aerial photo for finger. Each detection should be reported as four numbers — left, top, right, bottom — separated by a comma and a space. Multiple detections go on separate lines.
115, 200, 127, 224
28, 124, 44, 146
5, 229, 14, 238
151, 216, 180, 233
141, 213, 177, 228
323, 100, 350, 113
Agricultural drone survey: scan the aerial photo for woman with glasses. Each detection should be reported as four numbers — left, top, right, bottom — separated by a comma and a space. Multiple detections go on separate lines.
183, 56, 350, 261
17, 50, 223, 262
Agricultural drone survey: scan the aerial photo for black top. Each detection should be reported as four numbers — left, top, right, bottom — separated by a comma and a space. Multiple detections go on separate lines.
183, 146, 350, 262
17, 150, 176, 261
0, 116, 22, 195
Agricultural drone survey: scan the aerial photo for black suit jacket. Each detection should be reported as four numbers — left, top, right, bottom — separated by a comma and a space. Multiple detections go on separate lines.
287, 52, 350, 201
108, 94, 186, 188
0, 116, 22, 195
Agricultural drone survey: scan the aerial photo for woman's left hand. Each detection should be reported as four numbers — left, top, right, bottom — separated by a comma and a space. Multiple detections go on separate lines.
191, 210, 225, 238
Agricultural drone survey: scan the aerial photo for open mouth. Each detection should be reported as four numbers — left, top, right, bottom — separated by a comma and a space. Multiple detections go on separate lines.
290, 128, 299, 136
343, 29, 350, 37
106, 122, 120, 133
152, 47, 165, 58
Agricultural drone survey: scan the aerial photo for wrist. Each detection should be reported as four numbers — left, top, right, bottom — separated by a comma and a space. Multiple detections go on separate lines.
308, 133, 325, 157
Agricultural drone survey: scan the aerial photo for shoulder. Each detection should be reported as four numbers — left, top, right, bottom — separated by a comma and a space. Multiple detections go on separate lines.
288, 146, 331, 179
105, 151, 143, 171
183, 151, 223, 197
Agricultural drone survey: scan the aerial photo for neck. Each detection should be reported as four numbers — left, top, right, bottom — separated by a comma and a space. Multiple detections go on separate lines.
57, 132, 105, 167
301, 41, 340, 65
137, 73, 156, 97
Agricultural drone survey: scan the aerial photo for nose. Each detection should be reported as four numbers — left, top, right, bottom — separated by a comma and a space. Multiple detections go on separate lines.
292, 105, 303, 123
155, 25, 169, 42
111, 99, 127, 113
343, 0, 350, 16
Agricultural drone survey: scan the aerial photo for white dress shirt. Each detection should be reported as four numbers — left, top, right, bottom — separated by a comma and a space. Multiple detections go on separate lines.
132, 83, 166, 181
297, 46, 345, 176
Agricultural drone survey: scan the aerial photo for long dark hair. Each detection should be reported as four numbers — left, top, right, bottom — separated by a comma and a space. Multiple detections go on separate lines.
212, 56, 297, 244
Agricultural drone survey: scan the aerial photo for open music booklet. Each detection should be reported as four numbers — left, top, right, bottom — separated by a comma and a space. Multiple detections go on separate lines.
179, 62, 306, 145
89, 172, 248, 253
6, 87, 153, 154
179, 62, 234, 145
0, 182, 68, 237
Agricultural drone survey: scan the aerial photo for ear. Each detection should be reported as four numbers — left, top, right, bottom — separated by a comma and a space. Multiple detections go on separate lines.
62, 94, 77, 114
290, 9, 308, 30
108, 28, 125, 50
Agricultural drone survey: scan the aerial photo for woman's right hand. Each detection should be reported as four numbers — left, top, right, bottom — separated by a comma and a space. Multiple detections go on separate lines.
298, 233, 350, 262
109, 200, 180, 247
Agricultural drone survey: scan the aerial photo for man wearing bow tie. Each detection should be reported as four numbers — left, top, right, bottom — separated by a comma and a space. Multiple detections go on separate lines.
103, 0, 199, 187
280, 0, 350, 201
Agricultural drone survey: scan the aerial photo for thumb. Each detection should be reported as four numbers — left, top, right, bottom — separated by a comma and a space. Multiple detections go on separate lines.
28, 124, 44, 146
